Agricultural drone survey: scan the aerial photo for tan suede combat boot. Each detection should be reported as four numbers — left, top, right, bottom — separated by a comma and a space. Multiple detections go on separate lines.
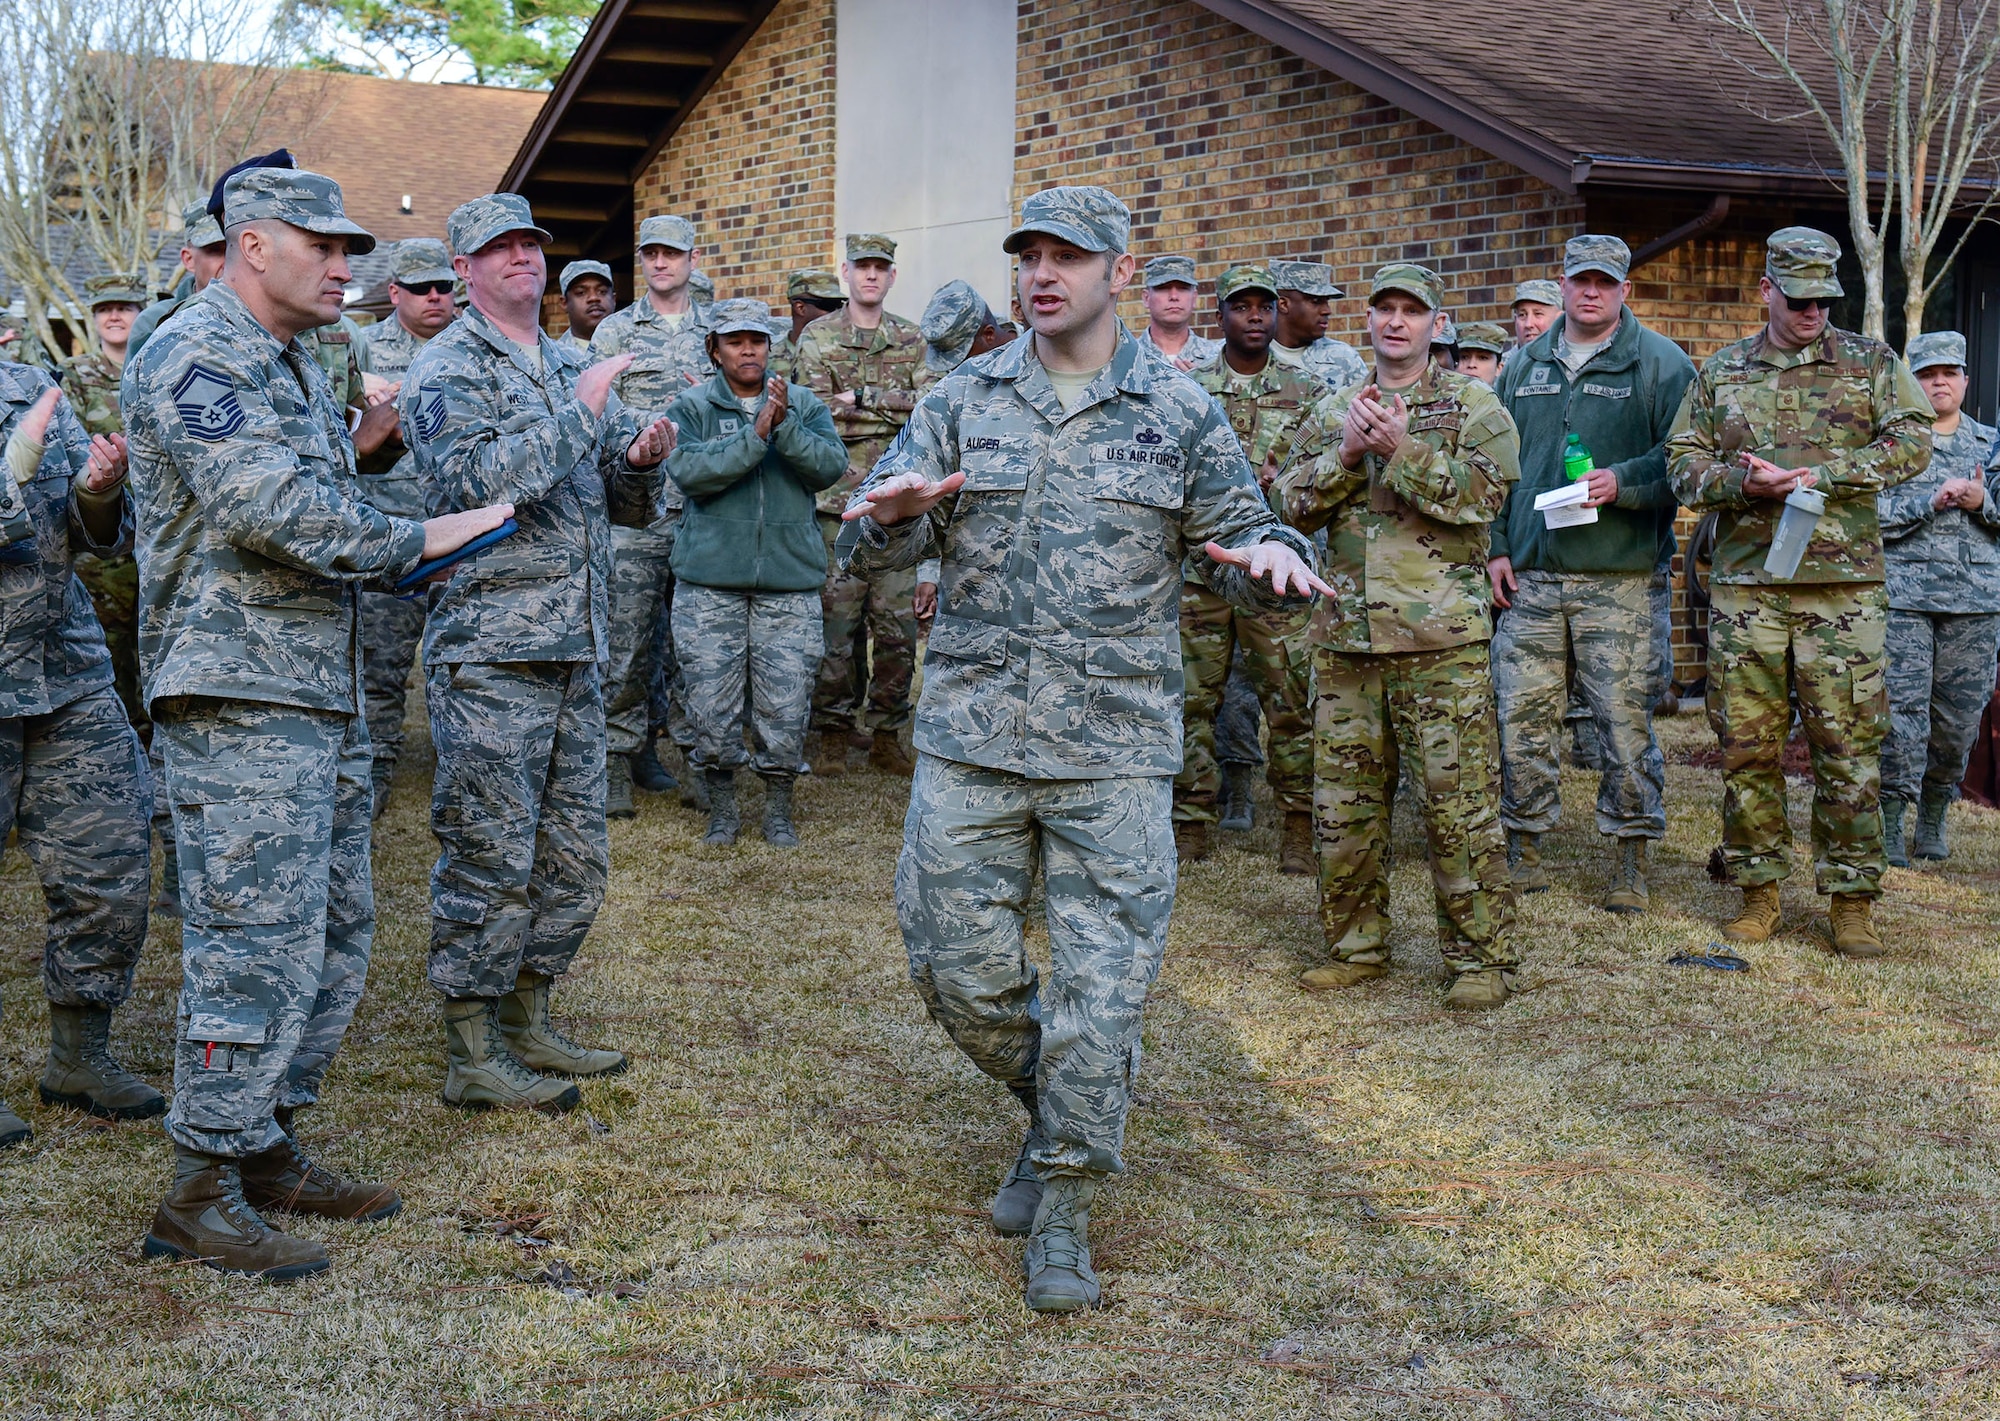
39, 1004, 165, 1120
1829, 894, 1886, 958
1173, 820, 1209, 865
813, 730, 850, 777
1600, 838, 1649, 915
1444, 969, 1513, 1011
1507, 830, 1550, 893
868, 734, 915, 775
1299, 961, 1386, 992
144, 1148, 330, 1281
1721, 883, 1782, 944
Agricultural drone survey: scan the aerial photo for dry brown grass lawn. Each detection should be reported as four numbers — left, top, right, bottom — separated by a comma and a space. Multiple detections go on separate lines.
4, 706, 2000, 1419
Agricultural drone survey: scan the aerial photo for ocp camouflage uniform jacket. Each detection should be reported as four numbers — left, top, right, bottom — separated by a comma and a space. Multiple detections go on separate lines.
354, 315, 434, 515
1665, 326, 1933, 584
401, 299, 663, 667
587, 296, 712, 515
0, 360, 129, 717
300, 315, 367, 414
56, 351, 124, 435
1272, 359, 1520, 655
1879, 413, 2000, 613
123, 282, 428, 716
835, 327, 1315, 779
793, 304, 926, 512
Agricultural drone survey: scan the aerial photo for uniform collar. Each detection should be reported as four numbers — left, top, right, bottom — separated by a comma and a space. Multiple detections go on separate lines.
698, 370, 762, 410
983, 325, 1153, 422
1191, 349, 1288, 393
630, 293, 706, 328
198, 279, 290, 366
1749, 325, 1839, 371
460, 299, 573, 376
1370, 357, 1449, 405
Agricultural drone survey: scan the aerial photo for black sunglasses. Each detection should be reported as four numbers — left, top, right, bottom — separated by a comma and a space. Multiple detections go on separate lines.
397, 280, 454, 296
1784, 295, 1832, 313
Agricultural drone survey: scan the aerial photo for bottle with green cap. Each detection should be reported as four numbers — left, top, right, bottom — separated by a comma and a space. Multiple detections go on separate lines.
1563, 432, 1593, 482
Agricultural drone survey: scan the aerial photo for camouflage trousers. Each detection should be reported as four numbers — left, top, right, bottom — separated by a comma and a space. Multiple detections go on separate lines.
0, 685, 149, 1011
1215, 655, 1265, 767
1174, 583, 1313, 821
360, 588, 428, 791
670, 583, 821, 779
897, 755, 1174, 1181
605, 519, 676, 758
73, 552, 147, 735
1707, 583, 1888, 896
157, 698, 374, 1158
1312, 643, 1516, 971
1883, 609, 2000, 804
813, 513, 917, 737
426, 660, 608, 999
1492, 570, 1667, 840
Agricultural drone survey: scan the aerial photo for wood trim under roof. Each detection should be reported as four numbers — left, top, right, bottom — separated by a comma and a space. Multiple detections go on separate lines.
500, 0, 779, 271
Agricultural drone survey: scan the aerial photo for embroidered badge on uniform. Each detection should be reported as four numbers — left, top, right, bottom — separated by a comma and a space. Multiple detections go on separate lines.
171, 364, 247, 442
416, 389, 448, 443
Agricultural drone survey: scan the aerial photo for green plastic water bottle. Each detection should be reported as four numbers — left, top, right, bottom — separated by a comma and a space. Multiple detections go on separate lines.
1563, 432, 1593, 482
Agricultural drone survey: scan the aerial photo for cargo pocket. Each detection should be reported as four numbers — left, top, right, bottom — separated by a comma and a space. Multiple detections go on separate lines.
178, 1003, 272, 1128
187, 798, 314, 928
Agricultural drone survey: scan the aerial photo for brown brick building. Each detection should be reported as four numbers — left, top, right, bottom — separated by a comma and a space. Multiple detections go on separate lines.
502, 0, 2000, 679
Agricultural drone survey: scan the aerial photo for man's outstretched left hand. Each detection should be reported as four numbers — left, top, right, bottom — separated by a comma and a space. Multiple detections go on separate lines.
1203, 539, 1333, 598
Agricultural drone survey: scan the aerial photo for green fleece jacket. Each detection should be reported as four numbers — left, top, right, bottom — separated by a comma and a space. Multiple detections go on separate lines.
1490, 309, 1696, 575
666, 374, 848, 592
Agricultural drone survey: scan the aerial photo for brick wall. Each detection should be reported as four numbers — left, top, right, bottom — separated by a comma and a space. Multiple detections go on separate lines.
630, 0, 838, 311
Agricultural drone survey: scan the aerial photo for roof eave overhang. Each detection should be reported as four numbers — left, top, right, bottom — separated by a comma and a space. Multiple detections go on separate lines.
501, 0, 636, 192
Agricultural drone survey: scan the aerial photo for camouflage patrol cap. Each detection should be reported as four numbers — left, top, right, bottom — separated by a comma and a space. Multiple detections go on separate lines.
181, 200, 224, 250
1143, 255, 1198, 289
787, 269, 843, 301
638, 214, 696, 252
690, 271, 715, 302
557, 259, 614, 294
223, 168, 377, 254
705, 297, 782, 339
921, 279, 995, 374
1511, 278, 1561, 309
84, 273, 147, 307
1432, 315, 1460, 347
392, 238, 454, 287
1002, 186, 1131, 255
1907, 330, 1968, 373
1368, 262, 1444, 311
1764, 226, 1844, 299
846, 233, 897, 263
447, 193, 551, 256
1271, 258, 1344, 299
1564, 233, 1631, 281
1216, 265, 1278, 301
1455, 320, 1509, 355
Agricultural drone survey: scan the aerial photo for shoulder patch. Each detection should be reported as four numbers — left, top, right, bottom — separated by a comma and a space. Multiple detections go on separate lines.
415, 387, 449, 443
171, 363, 247, 442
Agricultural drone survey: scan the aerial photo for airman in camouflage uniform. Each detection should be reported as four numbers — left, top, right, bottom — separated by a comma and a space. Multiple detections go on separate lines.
125, 169, 464, 1279
1273, 262, 1522, 1010
60, 273, 149, 734
588, 214, 710, 814
126, 202, 225, 362
1176, 265, 1327, 874
351, 239, 458, 813
1878, 330, 2000, 864
1666, 226, 1933, 955
0, 360, 155, 1151
555, 259, 615, 356
403, 193, 671, 1112
795, 233, 927, 773
1454, 321, 1508, 387
1270, 258, 1368, 391
1135, 255, 1222, 371
773, 269, 846, 383
837, 186, 1322, 1314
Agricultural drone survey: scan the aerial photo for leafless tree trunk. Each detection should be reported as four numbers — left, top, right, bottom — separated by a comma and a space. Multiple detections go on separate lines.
0, 0, 320, 357
1701, 0, 2000, 352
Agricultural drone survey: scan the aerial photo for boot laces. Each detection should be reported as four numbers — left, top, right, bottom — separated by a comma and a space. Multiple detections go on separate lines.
1036, 1181, 1090, 1269
214, 1163, 271, 1238
485, 1013, 547, 1087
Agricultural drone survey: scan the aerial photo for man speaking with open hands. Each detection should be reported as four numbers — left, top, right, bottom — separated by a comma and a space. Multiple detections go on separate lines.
836, 186, 1326, 1316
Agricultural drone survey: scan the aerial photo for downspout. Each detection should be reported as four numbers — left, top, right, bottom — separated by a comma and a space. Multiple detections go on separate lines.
1629, 194, 1731, 269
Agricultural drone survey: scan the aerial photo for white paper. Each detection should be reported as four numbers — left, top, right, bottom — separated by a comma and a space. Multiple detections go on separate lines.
1533, 481, 1598, 528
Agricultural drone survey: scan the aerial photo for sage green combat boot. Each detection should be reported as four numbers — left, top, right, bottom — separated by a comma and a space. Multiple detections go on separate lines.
1024, 1174, 1101, 1313
497, 972, 626, 1077
441, 998, 581, 1112
761, 777, 799, 848
1507, 830, 1550, 893
1599, 837, 1649, 915
991, 1083, 1045, 1237
1913, 788, 1952, 862
39, 1004, 165, 1120
0, 1098, 30, 1150
605, 751, 635, 820
703, 769, 740, 845
679, 747, 710, 810
143, 1146, 330, 1280
1882, 796, 1910, 868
